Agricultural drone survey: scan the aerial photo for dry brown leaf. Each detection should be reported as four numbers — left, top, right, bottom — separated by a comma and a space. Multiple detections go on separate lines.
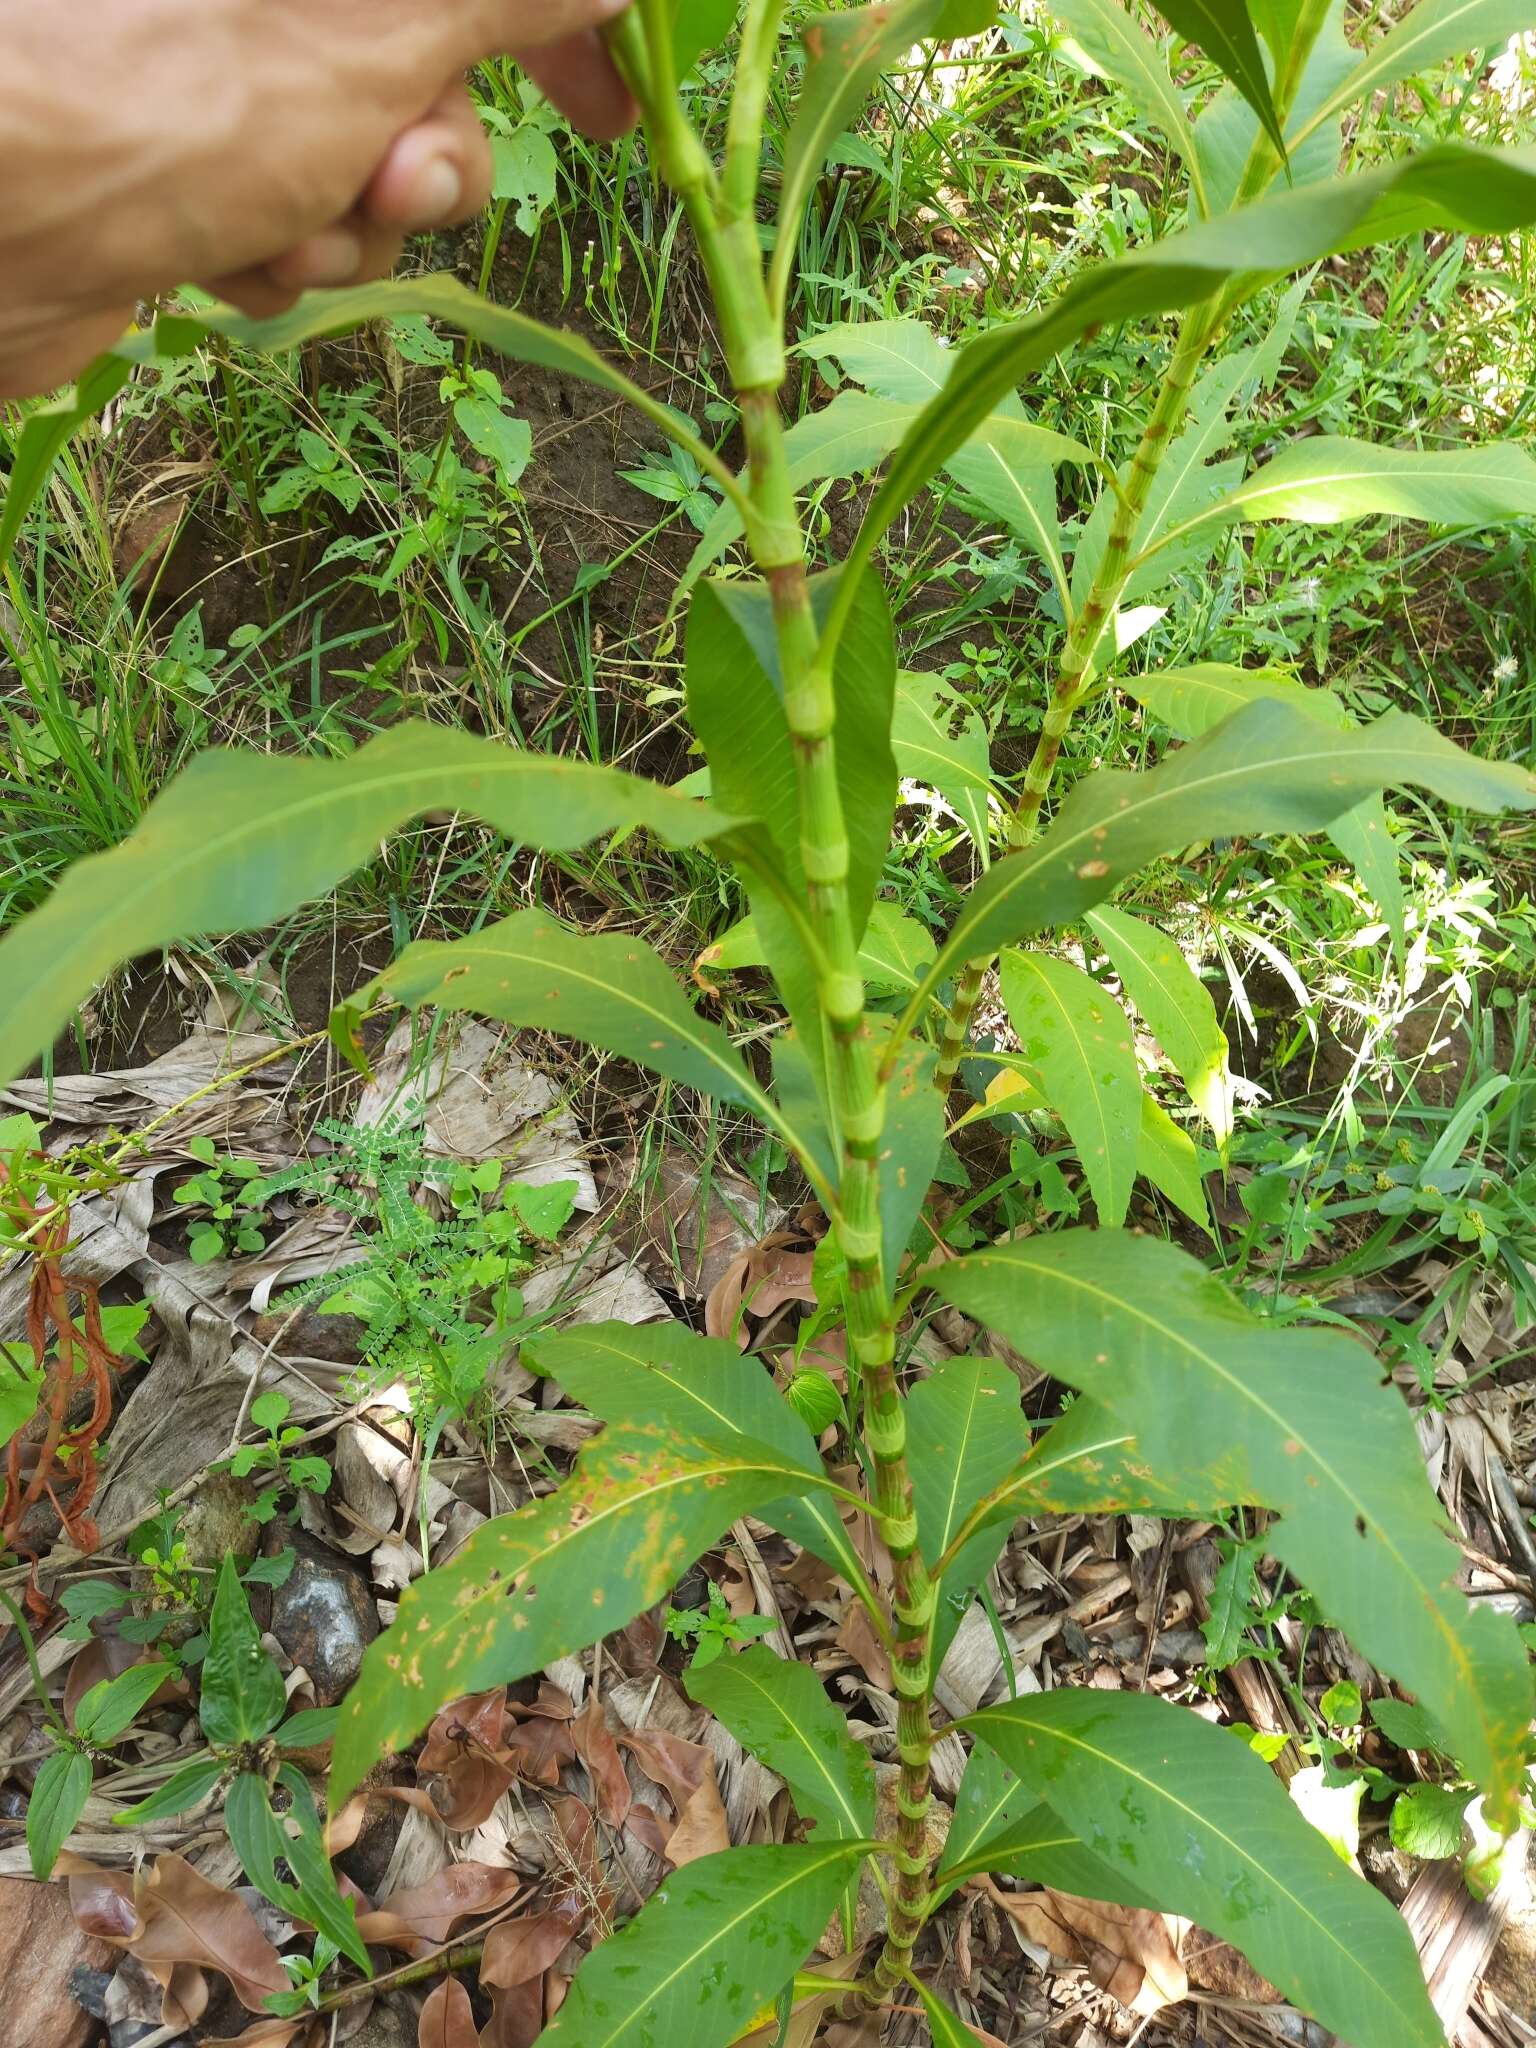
620, 1727, 730, 1866
550, 1796, 613, 1923
418, 1689, 517, 1829
479, 1904, 581, 1988
501, 1712, 577, 1788
354, 1864, 524, 1953
67, 1864, 141, 1942
978, 1879, 1186, 2016
571, 1696, 630, 1829
479, 1978, 544, 2048
705, 1231, 819, 1347
207, 2018, 322, 2048
133, 1854, 290, 2013
419, 1977, 478, 2047
836, 1602, 894, 1693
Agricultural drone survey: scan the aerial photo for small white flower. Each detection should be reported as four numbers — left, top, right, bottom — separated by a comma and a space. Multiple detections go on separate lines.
1493, 654, 1519, 684
1293, 575, 1322, 611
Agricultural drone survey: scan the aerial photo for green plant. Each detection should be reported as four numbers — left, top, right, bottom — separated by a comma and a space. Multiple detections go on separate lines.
231, 1390, 334, 1519
2, 3, 1536, 2041
112, 1557, 368, 1983
172, 1134, 276, 1264
664, 1580, 779, 1668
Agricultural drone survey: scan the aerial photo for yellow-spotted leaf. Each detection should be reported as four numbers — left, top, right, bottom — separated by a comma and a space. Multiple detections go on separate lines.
937, 1230, 1534, 1820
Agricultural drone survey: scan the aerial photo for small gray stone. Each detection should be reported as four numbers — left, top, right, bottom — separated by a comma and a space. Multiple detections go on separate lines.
343, 1995, 419, 2048
271, 1531, 379, 1705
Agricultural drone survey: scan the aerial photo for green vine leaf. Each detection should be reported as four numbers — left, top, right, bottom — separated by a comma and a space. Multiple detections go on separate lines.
937, 1230, 1534, 1819
0, 727, 739, 1092
688, 1645, 876, 1841
332, 1421, 843, 1810
967, 1688, 1441, 2048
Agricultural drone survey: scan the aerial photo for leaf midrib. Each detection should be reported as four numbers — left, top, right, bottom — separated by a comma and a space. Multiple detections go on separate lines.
711, 1659, 866, 1836
974, 1707, 1432, 2038
969, 1247, 1493, 1758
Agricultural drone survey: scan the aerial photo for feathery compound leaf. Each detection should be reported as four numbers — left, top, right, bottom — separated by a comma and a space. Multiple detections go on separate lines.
967, 1689, 1441, 2048
937, 1231, 1534, 1818
688, 1645, 875, 1841
332, 1421, 843, 1809
926, 699, 1534, 984
538, 1842, 867, 2048
0, 726, 738, 1090
362, 912, 770, 1121
1000, 953, 1140, 1225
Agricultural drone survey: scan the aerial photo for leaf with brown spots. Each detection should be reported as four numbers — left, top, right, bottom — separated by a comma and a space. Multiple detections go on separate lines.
938, 1229, 1534, 1824
333, 1421, 846, 1811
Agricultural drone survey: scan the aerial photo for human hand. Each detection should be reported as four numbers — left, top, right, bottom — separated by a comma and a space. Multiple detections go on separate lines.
0, 0, 634, 400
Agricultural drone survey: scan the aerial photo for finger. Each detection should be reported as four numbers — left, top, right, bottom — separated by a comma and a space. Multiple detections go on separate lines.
263, 219, 405, 293
480, 0, 634, 53
361, 86, 492, 231
197, 269, 303, 322
515, 29, 637, 140
0, 307, 134, 404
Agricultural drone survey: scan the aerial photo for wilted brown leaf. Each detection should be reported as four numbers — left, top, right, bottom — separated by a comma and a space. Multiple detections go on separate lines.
480, 1904, 580, 1988
419, 1977, 478, 2047
571, 1695, 630, 1829
354, 1864, 524, 1953
134, 1855, 289, 2012
705, 1231, 819, 1347
501, 1711, 576, 1788
837, 1602, 894, 1693
67, 1864, 141, 1942
420, 1690, 508, 1770
978, 1879, 1187, 2016
207, 2018, 321, 2048
418, 1688, 517, 1829
479, 1979, 544, 2048
621, 1728, 730, 1866
550, 1797, 613, 1924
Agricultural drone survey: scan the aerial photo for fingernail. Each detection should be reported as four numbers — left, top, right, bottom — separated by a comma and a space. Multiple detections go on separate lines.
404, 155, 463, 229
279, 228, 363, 290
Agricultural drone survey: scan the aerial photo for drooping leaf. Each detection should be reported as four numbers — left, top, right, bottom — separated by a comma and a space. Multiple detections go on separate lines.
537, 1842, 867, 2048
838, 143, 1536, 605
907, 1358, 1030, 1572
1052, 0, 1205, 203
926, 700, 1534, 985
1307, 0, 1536, 139
968, 1689, 1440, 2048
274, 1765, 372, 1971
200, 1557, 286, 1749
892, 671, 997, 848
1163, 433, 1536, 541
524, 1318, 867, 1594
359, 912, 776, 1128
1196, 0, 1357, 208
1154, 0, 1287, 157
671, 0, 740, 78
1087, 905, 1233, 1144
688, 1645, 875, 1841
937, 1231, 1535, 1819
0, 725, 739, 1090
1136, 1091, 1212, 1232
943, 426, 1069, 601
332, 1421, 842, 1809
999, 952, 1140, 1225
1, 276, 713, 565
703, 900, 935, 995
27, 1749, 92, 1878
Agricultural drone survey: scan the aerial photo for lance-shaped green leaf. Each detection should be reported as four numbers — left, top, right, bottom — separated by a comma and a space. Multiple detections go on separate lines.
914, 1983, 1000, 2047
200, 1557, 286, 1749
115, 1757, 227, 1826
967, 1689, 1442, 2048
702, 900, 935, 995
1087, 904, 1233, 1144
908, 1358, 1030, 1572
539, 1842, 868, 2048
1155, 0, 1287, 157
332, 1420, 845, 1808
837, 142, 1536, 609
27, 1749, 93, 1879
1123, 661, 1405, 948
1157, 433, 1536, 543
525, 1317, 872, 1598
1052, 0, 1207, 208
921, 700, 1534, 993
892, 671, 997, 848
999, 952, 1140, 1225
937, 1230, 1534, 1819
0, 724, 739, 1091
936, 1745, 1153, 1902
688, 1645, 875, 1841
878, 1034, 946, 1289
2, 276, 723, 562
1306, 0, 1536, 140
359, 912, 773, 1125
75, 1661, 175, 1746
1137, 1091, 1213, 1232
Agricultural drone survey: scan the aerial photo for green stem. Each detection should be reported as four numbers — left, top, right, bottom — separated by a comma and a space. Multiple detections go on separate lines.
723, 0, 787, 221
